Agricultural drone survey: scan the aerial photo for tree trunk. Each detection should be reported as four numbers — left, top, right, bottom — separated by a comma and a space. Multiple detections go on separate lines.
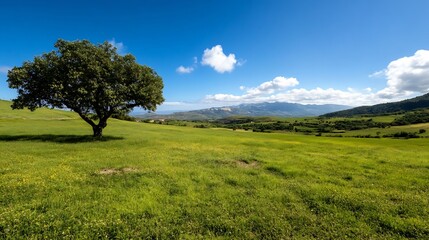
92, 125, 103, 138
92, 120, 107, 138
75, 110, 109, 138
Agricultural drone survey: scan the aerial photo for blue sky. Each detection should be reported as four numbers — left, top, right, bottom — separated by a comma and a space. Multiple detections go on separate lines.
1, 0, 429, 112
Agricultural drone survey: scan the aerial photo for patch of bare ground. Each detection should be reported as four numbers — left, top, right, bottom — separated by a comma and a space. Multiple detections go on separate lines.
98, 167, 138, 175
236, 159, 261, 168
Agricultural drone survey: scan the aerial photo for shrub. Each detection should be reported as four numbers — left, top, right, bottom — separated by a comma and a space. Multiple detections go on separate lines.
194, 124, 208, 128
383, 131, 419, 139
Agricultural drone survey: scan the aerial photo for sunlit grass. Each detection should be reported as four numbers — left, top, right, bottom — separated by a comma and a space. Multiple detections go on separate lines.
0, 102, 428, 238
325, 123, 429, 137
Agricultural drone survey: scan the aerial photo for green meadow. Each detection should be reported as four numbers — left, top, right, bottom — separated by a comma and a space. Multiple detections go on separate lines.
1, 101, 429, 239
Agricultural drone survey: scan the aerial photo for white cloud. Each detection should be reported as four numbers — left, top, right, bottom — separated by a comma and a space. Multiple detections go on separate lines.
176, 66, 194, 74
0, 66, 11, 74
369, 70, 386, 78
347, 87, 355, 92
205, 86, 394, 107
237, 59, 247, 67
163, 101, 186, 106
245, 76, 299, 96
203, 50, 429, 107
201, 45, 238, 73
177, 57, 198, 74
204, 73, 412, 106
275, 88, 382, 106
377, 50, 429, 98
213, 76, 298, 102
156, 101, 218, 112
108, 38, 126, 55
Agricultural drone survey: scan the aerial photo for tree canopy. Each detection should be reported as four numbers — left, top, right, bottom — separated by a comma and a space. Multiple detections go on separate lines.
7, 39, 164, 137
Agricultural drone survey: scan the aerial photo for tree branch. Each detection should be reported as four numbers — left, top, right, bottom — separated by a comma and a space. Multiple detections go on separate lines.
76, 111, 96, 127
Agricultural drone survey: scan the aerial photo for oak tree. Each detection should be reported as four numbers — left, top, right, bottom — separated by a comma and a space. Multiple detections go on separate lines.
7, 39, 164, 137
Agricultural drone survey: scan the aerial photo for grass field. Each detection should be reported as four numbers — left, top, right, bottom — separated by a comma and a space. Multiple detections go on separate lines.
1, 102, 429, 239
323, 123, 429, 138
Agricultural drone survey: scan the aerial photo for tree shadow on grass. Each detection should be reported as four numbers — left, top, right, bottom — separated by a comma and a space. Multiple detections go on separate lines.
0, 134, 124, 143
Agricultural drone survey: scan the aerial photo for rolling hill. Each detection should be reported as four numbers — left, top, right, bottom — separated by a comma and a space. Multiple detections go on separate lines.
321, 93, 429, 117
0, 99, 78, 120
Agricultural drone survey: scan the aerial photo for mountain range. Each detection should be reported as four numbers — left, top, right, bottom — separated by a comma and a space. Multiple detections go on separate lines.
137, 102, 351, 120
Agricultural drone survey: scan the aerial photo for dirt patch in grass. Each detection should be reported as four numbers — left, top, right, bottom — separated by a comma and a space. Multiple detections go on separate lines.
236, 159, 261, 168
98, 167, 138, 175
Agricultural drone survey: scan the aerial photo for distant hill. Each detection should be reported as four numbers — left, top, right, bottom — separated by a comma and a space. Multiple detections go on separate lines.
321, 93, 429, 117
137, 102, 351, 120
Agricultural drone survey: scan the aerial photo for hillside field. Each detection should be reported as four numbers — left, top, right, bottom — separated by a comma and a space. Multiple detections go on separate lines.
0, 101, 429, 239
